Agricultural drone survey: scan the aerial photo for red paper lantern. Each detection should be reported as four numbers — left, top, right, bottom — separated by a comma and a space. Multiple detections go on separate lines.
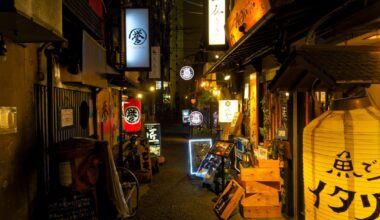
123, 98, 142, 132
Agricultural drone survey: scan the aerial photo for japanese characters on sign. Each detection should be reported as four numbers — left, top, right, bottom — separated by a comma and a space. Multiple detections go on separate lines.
189, 111, 203, 126
226, 0, 271, 46
306, 150, 380, 219
125, 8, 150, 70
218, 100, 239, 123
208, 0, 226, 46
123, 98, 141, 132
144, 123, 161, 156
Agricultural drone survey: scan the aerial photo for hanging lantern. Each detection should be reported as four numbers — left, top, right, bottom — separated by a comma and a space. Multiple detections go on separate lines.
303, 96, 380, 220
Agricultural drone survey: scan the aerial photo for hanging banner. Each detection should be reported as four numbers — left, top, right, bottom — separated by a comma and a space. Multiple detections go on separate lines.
144, 123, 161, 156
125, 8, 150, 70
123, 98, 142, 132
208, 0, 226, 46
218, 100, 239, 123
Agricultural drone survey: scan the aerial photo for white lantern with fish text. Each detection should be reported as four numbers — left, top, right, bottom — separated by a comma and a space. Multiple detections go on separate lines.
303, 96, 380, 220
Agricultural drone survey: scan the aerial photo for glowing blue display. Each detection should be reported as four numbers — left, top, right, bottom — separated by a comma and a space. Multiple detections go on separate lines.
188, 139, 212, 176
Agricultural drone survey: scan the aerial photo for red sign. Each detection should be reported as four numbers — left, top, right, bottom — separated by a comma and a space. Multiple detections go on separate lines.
123, 98, 142, 132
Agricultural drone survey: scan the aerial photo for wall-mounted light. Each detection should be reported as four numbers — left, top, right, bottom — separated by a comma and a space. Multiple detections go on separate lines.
137, 93, 143, 99
0, 34, 7, 61
224, 74, 231, 81
215, 54, 220, 59
149, 86, 155, 92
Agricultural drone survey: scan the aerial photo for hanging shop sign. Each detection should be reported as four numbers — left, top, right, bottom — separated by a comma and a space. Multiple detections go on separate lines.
182, 109, 190, 124
208, 0, 226, 46
188, 139, 212, 176
226, 0, 271, 46
123, 98, 141, 132
218, 100, 239, 123
179, 66, 194, 80
189, 111, 203, 126
125, 8, 150, 70
303, 97, 380, 220
144, 123, 161, 156
149, 46, 160, 79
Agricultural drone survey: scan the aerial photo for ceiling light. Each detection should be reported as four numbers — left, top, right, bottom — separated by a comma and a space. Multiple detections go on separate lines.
137, 93, 143, 99
149, 86, 155, 92
215, 54, 219, 59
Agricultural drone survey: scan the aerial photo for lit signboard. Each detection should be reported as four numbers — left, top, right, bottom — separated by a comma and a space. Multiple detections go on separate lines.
188, 139, 212, 176
219, 100, 239, 123
226, 0, 271, 46
208, 0, 226, 46
180, 66, 194, 80
182, 109, 190, 124
125, 8, 150, 70
189, 111, 203, 126
144, 123, 161, 156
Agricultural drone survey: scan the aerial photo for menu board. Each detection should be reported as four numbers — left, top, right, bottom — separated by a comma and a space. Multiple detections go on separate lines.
209, 141, 234, 157
144, 123, 161, 156
48, 191, 97, 220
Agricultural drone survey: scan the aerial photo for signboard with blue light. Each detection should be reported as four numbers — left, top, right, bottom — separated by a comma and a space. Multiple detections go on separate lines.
125, 8, 150, 70
188, 139, 212, 176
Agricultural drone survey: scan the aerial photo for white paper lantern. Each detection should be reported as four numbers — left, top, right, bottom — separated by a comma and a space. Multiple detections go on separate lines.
303, 96, 380, 220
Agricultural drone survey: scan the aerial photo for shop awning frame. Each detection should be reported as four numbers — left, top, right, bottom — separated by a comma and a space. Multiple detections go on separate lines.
269, 45, 380, 92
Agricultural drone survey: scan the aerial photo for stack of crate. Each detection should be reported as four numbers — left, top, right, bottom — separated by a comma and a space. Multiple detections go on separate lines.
238, 159, 282, 218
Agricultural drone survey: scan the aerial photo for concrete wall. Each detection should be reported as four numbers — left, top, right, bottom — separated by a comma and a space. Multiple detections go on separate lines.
0, 42, 39, 219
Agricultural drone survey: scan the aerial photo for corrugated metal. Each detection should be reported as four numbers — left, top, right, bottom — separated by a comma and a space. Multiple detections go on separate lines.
35, 85, 92, 145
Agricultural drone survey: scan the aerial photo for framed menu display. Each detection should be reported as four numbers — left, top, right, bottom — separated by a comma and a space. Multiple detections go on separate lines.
209, 140, 234, 157
188, 139, 212, 176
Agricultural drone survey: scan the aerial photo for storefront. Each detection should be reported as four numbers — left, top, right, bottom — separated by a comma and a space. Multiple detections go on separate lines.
197, 0, 380, 219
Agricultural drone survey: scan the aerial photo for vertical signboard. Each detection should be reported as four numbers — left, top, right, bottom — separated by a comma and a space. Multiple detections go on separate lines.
123, 98, 142, 132
219, 100, 239, 123
208, 0, 226, 46
144, 123, 161, 156
149, 46, 160, 79
125, 8, 150, 70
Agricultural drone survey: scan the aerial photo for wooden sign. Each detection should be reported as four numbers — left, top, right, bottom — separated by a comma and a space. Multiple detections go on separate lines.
214, 179, 245, 220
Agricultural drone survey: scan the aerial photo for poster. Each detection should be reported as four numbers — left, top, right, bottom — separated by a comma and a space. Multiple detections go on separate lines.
144, 123, 161, 156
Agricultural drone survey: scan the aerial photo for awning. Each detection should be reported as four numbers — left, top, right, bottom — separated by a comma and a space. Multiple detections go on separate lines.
205, 1, 361, 75
269, 45, 380, 92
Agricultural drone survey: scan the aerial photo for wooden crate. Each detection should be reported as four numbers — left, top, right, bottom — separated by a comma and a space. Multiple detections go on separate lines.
240, 167, 281, 182
257, 159, 280, 168
214, 179, 245, 220
240, 202, 282, 219
238, 178, 280, 194
242, 192, 280, 206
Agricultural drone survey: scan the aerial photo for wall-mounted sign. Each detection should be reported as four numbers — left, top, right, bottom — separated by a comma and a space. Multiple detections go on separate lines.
189, 111, 203, 126
61, 108, 74, 128
125, 8, 150, 70
219, 100, 239, 123
208, 0, 226, 46
180, 66, 194, 80
226, 0, 271, 46
144, 123, 161, 156
123, 98, 141, 132
0, 106, 17, 134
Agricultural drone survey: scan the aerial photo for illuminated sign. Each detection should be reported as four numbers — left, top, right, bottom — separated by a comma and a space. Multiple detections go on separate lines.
189, 111, 203, 126
208, 0, 226, 46
188, 139, 212, 176
180, 66, 194, 80
218, 100, 239, 123
182, 109, 190, 124
226, 0, 271, 46
125, 8, 150, 70
123, 98, 142, 132
144, 123, 161, 156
